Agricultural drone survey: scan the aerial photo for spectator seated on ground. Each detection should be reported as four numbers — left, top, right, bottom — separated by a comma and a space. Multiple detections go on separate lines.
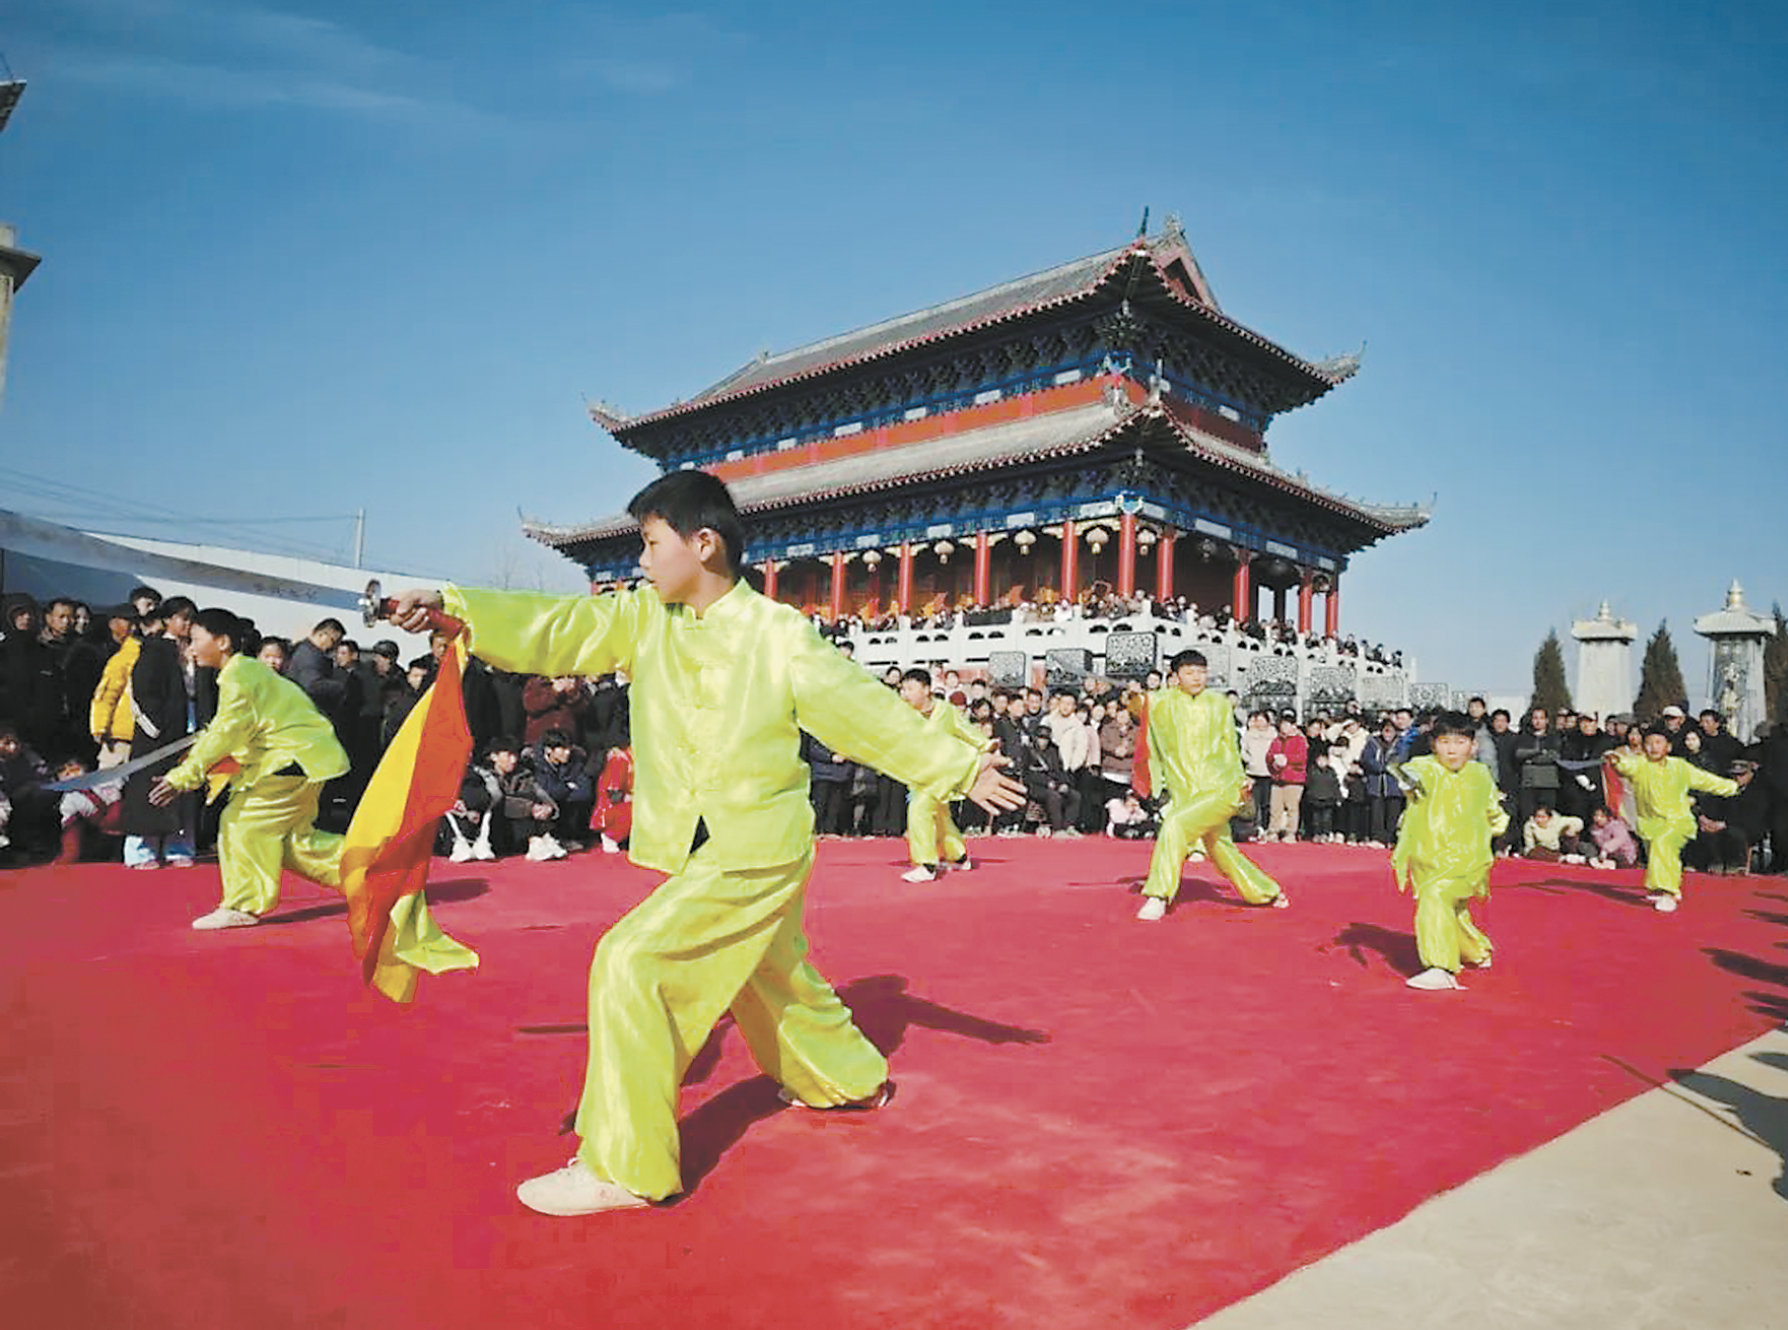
533, 728, 594, 849
0, 724, 57, 863
1588, 805, 1640, 869
1522, 806, 1585, 862
446, 734, 564, 862
51, 757, 124, 864
1105, 790, 1156, 840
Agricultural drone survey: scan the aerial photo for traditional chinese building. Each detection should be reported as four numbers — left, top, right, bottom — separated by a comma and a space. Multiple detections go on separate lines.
530, 218, 1426, 657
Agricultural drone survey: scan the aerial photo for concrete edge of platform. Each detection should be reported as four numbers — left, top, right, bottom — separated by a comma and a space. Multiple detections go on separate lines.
1195, 1024, 1788, 1330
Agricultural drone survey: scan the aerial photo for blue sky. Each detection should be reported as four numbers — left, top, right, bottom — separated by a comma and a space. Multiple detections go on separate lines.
2, 1, 1784, 701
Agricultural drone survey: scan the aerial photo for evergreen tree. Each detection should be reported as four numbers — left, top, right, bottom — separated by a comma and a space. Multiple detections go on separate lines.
1634, 620, 1688, 722
1765, 603, 1788, 724
1527, 630, 1573, 715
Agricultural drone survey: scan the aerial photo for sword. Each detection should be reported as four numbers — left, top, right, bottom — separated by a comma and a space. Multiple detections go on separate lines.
41, 734, 201, 792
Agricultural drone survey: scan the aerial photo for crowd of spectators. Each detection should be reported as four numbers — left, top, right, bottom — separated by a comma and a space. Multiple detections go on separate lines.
822, 592, 1402, 667
794, 669, 1788, 879
5, 585, 1786, 881
0, 585, 634, 868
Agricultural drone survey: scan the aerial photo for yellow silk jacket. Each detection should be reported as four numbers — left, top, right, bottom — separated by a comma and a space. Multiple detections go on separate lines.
1145, 687, 1248, 807
165, 654, 350, 793
443, 581, 984, 874
923, 696, 987, 751
1390, 756, 1509, 892
1607, 750, 1737, 840
89, 635, 141, 743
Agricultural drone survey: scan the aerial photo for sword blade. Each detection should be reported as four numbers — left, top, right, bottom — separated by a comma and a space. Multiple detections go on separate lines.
41, 733, 201, 792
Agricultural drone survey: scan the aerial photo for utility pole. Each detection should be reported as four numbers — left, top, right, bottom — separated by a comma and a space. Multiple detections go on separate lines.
353, 509, 366, 569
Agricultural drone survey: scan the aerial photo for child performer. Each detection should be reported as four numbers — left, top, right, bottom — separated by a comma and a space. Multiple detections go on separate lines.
897, 668, 984, 882
1604, 724, 1738, 912
150, 608, 352, 930
1390, 711, 1510, 991
387, 472, 1023, 1217
1134, 649, 1288, 921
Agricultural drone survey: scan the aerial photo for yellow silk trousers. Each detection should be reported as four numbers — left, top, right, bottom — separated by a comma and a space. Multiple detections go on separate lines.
1411, 868, 1492, 972
1641, 824, 1692, 898
216, 774, 344, 915
906, 792, 966, 868
1142, 787, 1281, 904
575, 843, 888, 1200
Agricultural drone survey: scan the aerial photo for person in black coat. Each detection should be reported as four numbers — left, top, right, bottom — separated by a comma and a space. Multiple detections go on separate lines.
0, 595, 67, 760
288, 619, 349, 723
1758, 722, 1788, 874
1512, 708, 1564, 830
1697, 761, 1770, 874
801, 730, 853, 837
1559, 713, 1615, 822
119, 597, 198, 867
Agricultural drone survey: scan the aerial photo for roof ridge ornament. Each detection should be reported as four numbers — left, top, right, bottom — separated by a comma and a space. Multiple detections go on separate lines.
1313, 342, 1365, 384
586, 398, 635, 432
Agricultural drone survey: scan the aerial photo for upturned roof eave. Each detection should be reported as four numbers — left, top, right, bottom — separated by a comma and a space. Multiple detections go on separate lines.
593, 236, 1343, 439
531, 405, 1425, 554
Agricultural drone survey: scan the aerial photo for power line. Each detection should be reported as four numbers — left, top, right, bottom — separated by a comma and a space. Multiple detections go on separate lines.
0, 463, 362, 565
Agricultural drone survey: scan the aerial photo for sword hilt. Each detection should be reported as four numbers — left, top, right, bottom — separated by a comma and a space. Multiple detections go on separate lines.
359, 579, 465, 636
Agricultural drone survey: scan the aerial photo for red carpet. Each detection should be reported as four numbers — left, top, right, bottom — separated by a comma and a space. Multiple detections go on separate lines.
3, 838, 1785, 1329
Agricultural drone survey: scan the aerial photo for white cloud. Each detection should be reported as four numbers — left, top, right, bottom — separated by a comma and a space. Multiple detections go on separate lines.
43, 0, 497, 128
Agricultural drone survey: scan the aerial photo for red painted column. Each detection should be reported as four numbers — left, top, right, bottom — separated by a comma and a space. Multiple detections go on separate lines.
973, 531, 991, 605
897, 542, 914, 614
1297, 573, 1314, 634
1061, 519, 1079, 604
1232, 551, 1252, 624
829, 552, 847, 623
762, 559, 778, 602
1116, 513, 1137, 597
1325, 575, 1341, 637
1156, 528, 1176, 600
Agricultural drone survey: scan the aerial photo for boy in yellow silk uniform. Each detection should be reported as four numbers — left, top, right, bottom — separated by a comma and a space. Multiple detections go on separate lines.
1605, 725, 1737, 912
1135, 649, 1287, 921
897, 667, 985, 882
390, 472, 1023, 1216
1390, 711, 1510, 991
151, 608, 351, 930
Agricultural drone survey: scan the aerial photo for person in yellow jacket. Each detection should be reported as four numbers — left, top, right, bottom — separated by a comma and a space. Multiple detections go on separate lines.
898, 667, 985, 881
388, 471, 1025, 1217
1390, 711, 1510, 991
1605, 724, 1738, 912
150, 608, 350, 930
88, 612, 141, 769
1135, 648, 1287, 921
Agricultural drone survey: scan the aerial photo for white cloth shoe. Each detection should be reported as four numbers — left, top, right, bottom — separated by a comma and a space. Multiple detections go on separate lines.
1651, 893, 1679, 913
516, 1156, 649, 1217
542, 835, 570, 860
1136, 897, 1167, 921
777, 1080, 896, 1112
901, 864, 939, 883
1406, 967, 1462, 991
526, 837, 555, 862
470, 838, 496, 861
946, 855, 973, 873
449, 840, 475, 863
600, 835, 621, 854
192, 906, 258, 931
